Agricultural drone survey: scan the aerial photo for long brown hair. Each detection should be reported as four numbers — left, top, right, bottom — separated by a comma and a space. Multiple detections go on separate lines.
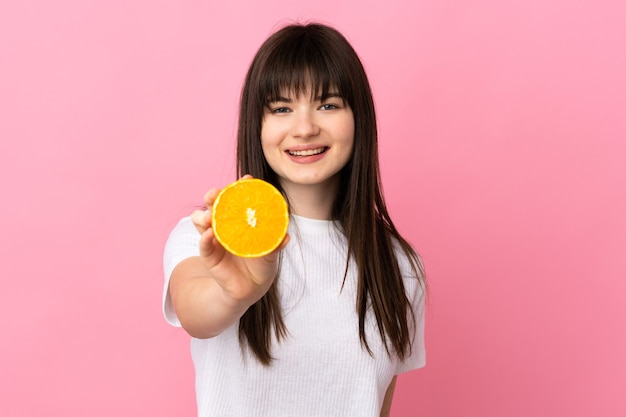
236, 22, 425, 365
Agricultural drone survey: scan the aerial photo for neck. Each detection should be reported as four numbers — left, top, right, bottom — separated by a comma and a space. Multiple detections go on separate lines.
280, 179, 338, 220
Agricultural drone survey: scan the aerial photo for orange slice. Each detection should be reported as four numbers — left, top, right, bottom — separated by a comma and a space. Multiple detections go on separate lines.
211, 178, 289, 258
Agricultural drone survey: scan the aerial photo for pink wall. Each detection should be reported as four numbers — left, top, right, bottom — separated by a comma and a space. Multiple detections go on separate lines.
1, 1, 624, 416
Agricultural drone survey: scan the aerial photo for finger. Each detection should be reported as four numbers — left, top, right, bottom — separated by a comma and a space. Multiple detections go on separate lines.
203, 188, 221, 207
198, 227, 214, 258
277, 233, 290, 251
240, 174, 253, 180
262, 233, 290, 263
245, 235, 289, 286
199, 227, 225, 266
191, 209, 211, 234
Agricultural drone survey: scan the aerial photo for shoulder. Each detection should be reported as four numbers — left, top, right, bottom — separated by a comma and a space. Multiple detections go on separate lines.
163, 217, 201, 278
390, 237, 425, 300
390, 237, 423, 277
167, 216, 199, 240
162, 216, 201, 327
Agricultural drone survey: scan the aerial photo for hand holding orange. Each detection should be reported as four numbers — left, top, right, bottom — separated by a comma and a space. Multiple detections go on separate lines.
211, 178, 289, 258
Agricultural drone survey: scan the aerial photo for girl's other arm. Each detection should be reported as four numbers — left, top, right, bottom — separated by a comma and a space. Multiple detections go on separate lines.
380, 376, 397, 417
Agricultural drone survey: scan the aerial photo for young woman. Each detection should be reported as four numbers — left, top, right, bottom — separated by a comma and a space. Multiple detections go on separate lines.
163, 22, 426, 417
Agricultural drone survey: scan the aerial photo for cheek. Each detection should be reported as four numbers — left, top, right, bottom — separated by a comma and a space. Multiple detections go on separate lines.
260, 140, 276, 167
260, 128, 279, 168
259, 134, 271, 159
342, 116, 356, 148
260, 121, 280, 148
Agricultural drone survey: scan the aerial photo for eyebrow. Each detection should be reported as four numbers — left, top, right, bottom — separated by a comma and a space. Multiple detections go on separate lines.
316, 92, 342, 101
270, 92, 342, 103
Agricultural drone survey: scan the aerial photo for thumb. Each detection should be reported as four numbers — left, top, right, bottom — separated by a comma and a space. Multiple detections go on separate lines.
261, 233, 290, 264
199, 228, 225, 267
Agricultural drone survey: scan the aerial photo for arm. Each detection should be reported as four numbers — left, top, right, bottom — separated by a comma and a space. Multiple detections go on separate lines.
168, 183, 288, 338
380, 376, 398, 417
169, 256, 261, 338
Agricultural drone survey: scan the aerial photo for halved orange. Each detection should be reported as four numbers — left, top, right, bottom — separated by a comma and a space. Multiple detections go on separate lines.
211, 178, 289, 258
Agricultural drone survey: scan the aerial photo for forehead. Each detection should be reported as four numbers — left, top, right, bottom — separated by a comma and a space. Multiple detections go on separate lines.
261, 65, 342, 101
273, 84, 340, 100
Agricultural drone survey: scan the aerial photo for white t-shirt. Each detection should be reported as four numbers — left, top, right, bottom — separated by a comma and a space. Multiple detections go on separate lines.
163, 215, 425, 417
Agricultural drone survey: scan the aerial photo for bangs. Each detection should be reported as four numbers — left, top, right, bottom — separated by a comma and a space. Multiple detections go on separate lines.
258, 35, 347, 104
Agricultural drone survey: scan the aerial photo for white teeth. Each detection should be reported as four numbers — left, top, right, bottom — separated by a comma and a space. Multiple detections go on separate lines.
288, 147, 326, 156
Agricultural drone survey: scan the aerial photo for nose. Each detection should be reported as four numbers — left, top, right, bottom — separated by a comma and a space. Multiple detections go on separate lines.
291, 110, 320, 139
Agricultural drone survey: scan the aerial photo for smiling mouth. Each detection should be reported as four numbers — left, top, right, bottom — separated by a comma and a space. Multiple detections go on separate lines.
287, 147, 328, 157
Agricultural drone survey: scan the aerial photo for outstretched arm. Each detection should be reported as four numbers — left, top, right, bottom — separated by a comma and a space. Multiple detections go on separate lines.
168, 181, 288, 338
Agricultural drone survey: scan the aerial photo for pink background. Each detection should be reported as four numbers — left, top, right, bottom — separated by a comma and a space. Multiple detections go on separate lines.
1, 1, 625, 416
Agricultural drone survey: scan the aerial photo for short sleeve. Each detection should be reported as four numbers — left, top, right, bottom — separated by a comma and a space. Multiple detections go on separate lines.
162, 216, 201, 327
395, 253, 426, 374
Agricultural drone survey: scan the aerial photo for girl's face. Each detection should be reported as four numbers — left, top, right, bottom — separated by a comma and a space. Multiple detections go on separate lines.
260, 88, 355, 194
